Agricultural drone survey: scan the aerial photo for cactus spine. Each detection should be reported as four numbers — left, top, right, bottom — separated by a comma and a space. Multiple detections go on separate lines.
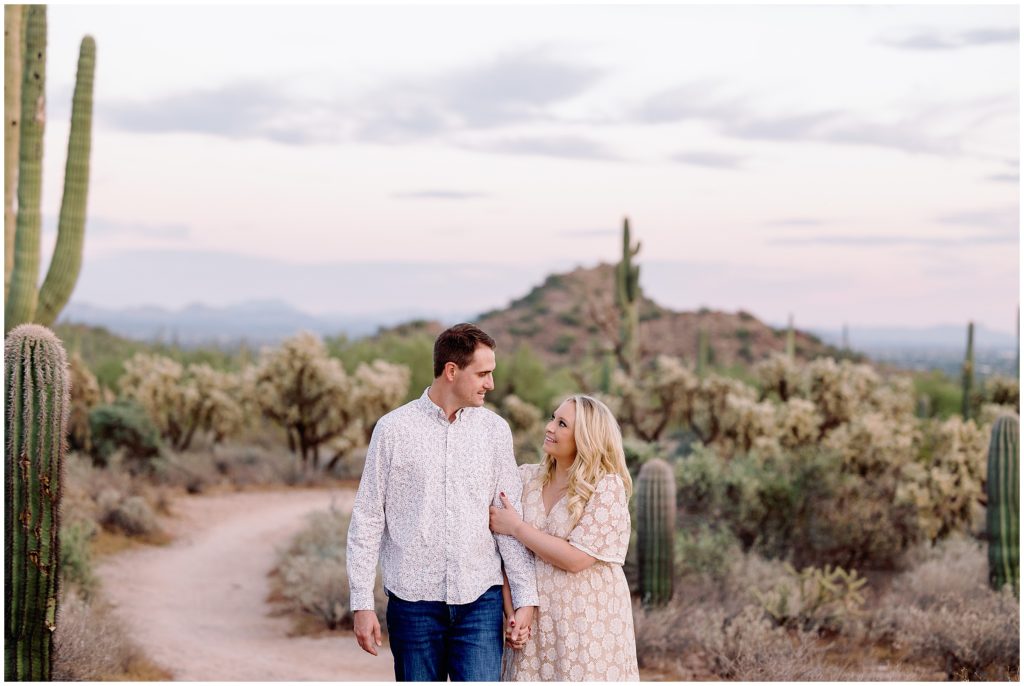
4, 5, 23, 301
961, 321, 974, 420
637, 457, 675, 607
986, 413, 1019, 593
4, 5, 95, 332
615, 217, 641, 376
5, 323, 70, 681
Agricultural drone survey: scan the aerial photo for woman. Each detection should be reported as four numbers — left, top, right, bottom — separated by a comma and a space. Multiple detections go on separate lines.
490, 394, 639, 681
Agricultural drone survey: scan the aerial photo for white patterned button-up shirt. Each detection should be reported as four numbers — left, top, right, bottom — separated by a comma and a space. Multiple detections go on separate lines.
347, 388, 539, 611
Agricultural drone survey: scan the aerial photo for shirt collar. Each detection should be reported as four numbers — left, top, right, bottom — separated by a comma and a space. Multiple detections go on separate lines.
418, 387, 471, 424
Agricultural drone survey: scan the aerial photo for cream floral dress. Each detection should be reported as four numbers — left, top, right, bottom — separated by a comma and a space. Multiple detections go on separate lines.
503, 464, 639, 681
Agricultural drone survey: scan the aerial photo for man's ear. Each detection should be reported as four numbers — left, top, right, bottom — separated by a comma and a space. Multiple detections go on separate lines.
445, 361, 458, 381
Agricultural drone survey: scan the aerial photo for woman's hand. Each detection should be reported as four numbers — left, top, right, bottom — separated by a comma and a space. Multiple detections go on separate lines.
489, 492, 522, 537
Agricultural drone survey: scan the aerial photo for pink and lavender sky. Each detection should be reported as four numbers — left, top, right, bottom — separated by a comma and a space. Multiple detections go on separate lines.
36, 3, 1019, 331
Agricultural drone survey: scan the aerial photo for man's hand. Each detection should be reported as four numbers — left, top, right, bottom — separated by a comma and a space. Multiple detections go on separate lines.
354, 610, 382, 656
505, 605, 536, 650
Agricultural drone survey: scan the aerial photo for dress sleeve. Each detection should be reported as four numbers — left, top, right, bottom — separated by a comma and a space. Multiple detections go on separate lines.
567, 474, 631, 565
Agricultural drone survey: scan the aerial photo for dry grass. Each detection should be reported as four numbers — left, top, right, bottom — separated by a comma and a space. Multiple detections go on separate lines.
53, 589, 172, 681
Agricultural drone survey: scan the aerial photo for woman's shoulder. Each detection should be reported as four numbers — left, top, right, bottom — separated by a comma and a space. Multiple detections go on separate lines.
517, 462, 544, 484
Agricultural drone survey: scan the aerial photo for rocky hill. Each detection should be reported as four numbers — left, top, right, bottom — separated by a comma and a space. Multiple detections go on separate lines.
472, 263, 843, 370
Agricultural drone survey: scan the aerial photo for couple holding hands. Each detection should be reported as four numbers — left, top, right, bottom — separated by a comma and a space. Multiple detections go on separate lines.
346, 323, 639, 681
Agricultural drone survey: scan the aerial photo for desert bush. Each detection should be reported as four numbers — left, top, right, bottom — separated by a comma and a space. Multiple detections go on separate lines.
88, 401, 163, 466
274, 505, 387, 632
60, 518, 98, 598
675, 524, 741, 581
53, 589, 160, 681
870, 536, 1019, 680
328, 329, 434, 403
119, 353, 245, 450
97, 491, 160, 537
68, 351, 101, 452
501, 394, 545, 464
752, 563, 867, 634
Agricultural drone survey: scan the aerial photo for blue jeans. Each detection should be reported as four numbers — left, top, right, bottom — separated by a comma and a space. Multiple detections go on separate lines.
385, 585, 504, 682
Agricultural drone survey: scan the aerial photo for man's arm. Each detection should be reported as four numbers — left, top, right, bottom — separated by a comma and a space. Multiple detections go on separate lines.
346, 420, 390, 612
492, 423, 539, 611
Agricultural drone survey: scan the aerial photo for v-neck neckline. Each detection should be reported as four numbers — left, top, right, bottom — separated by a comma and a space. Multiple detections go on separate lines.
540, 480, 568, 517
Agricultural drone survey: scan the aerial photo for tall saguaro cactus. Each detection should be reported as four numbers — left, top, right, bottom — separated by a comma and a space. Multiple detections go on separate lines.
696, 328, 709, 378
4, 5, 96, 333
986, 413, 1019, 593
785, 314, 795, 359
636, 457, 675, 607
961, 321, 974, 420
5, 323, 70, 681
4, 5, 23, 301
615, 217, 641, 376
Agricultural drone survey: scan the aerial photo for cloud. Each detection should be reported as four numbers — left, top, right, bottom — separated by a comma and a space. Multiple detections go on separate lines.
671, 150, 745, 169
45, 215, 191, 240
633, 83, 962, 155
879, 27, 1019, 50
472, 135, 621, 160
102, 82, 342, 145
353, 50, 605, 142
769, 232, 1016, 247
987, 173, 1019, 183
392, 190, 489, 200
935, 207, 1018, 231
558, 228, 618, 238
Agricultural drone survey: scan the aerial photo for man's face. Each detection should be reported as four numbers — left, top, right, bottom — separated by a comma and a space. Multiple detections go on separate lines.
452, 345, 496, 408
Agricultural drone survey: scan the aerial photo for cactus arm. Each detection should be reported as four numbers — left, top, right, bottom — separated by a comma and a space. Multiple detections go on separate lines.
4, 5, 23, 301
5, 324, 69, 680
36, 35, 95, 326
5, 5, 46, 332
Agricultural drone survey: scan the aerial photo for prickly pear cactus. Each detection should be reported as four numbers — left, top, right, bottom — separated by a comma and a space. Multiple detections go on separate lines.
987, 413, 1019, 593
5, 323, 70, 681
636, 457, 675, 606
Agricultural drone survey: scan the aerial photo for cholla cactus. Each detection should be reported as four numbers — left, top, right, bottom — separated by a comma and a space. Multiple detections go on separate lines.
68, 351, 100, 452
899, 416, 987, 542
805, 358, 880, 433
616, 355, 699, 442
691, 375, 757, 446
775, 398, 822, 449
984, 375, 1019, 411
119, 353, 244, 451
753, 563, 867, 632
349, 359, 411, 444
754, 352, 801, 401
501, 393, 543, 434
252, 331, 355, 469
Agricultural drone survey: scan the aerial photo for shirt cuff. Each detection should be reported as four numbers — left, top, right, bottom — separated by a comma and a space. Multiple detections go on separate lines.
509, 582, 540, 610
350, 588, 376, 612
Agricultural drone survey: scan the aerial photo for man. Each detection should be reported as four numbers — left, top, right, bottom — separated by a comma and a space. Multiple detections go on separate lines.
346, 323, 538, 681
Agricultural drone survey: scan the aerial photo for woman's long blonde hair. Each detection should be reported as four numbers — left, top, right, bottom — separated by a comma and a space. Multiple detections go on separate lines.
540, 394, 633, 528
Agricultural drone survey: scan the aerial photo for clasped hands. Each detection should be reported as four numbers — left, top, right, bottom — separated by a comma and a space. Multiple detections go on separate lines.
505, 605, 535, 651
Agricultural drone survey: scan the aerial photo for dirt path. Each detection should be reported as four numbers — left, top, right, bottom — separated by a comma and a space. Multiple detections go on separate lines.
96, 488, 394, 681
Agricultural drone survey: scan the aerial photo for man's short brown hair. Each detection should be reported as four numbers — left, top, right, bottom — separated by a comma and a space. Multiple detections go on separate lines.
433, 323, 496, 378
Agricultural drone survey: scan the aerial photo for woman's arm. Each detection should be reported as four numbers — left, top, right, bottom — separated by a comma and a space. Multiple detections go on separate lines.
490, 494, 597, 573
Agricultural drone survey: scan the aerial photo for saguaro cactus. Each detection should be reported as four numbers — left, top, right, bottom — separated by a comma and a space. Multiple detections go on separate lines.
987, 413, 1019, 593
697, 328, 709, 378
4, 5, 96, 332
5, 323, 70, 681
637, 457, 675, 607
4, 5, 23, 300
615, 217, 641, 376
786, 314, 795, 359
961, 321, 974, 420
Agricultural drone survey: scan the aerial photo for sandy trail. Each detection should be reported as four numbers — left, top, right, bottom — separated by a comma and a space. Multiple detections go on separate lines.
96, 488, 394, 681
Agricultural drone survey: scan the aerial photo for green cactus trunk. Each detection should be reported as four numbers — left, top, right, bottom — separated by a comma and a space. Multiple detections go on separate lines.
35, 36, 94, 326
4, 4, 95, 333
5, 4, 46, 332
697, 328, 709, 377
615, 217, 641, 376
961, 321, 974, 420
5, 323, 70, 681
4, 5, 23, 302
986, 413, 1019, 593
785, 314, 795, 359
637, 457, 675, 607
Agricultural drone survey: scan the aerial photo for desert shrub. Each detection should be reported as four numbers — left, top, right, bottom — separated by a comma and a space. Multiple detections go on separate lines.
68, 351, 101, 452
274, 506, 387, 632
984, 375, 1019, 411
97, 491, 160, 537
88, 401, 162, 466
328, 330, 434, 404
60, 518, 98, 598
675, 524, 741, 581
752, 563, 867, 634
870, 536, 1019, 680
53, 589, 163, 681
501, 394, 545, 464
913, 370, 963, 418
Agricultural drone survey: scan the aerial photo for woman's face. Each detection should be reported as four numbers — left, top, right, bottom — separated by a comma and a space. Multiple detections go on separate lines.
543, 399, 577, 462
